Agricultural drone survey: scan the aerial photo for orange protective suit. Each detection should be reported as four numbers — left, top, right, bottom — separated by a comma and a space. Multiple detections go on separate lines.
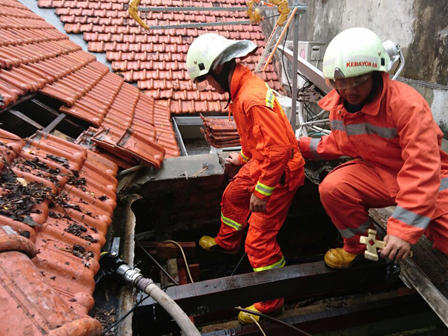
215, 64, 305, 312
299, 72, 448, 254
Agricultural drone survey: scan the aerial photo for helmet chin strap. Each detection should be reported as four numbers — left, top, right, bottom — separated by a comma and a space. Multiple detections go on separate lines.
210, 61, 234, 109
210, 62, 231, 93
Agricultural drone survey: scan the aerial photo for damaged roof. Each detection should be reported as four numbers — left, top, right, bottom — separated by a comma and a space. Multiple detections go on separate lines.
0, 1, 181, 332
0, 128, 116, 335
37, 0, 282, 114
0, 0, 180, 168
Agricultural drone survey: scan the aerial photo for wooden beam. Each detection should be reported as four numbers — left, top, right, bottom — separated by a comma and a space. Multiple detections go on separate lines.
370, 207, 448, 327
137, 260, 387, 316
30, 99, 84, 130
9, 109, 43, 129
201, 291, 430, 336
139, 241, 196, 260
43, 112, 66, 133
160, 258, 179, 288
177, 259, 200, 284
0, 94, 36, 114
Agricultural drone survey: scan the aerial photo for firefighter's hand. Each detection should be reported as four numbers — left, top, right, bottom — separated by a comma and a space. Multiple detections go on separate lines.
226, 152, 242, 166
380, 235, 411, 260
250, 193, 267, 213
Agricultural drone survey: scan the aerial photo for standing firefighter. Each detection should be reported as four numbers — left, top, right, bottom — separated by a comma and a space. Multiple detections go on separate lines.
299, 27, 448, 268
186, 33, 305, 324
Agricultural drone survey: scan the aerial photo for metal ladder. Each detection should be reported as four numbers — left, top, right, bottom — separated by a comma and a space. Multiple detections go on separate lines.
255, 6, 297, 73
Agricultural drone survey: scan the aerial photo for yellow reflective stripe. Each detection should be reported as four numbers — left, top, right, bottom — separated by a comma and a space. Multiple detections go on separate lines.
221, 212, 243, 231
253, 256, 285, 272
278, 105, 285, 116
265, 87, 274, 109
255, 181, 275, 196
240, 150, 250, 163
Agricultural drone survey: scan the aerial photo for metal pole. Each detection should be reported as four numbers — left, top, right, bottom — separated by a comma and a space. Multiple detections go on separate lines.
135, 5, 307, 12
290, 3, 299, 131
146, 21, 253, 30
136, 6, 275, 12
297, 102, 307, 136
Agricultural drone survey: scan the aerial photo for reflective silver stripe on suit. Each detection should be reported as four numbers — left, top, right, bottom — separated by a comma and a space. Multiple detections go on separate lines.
330, 120, 397, 139
338, 220, 372, 238
309, 138, 324, 160
330, 119, 345, 131
440, 177, 448, 191
391, 205, 431, 229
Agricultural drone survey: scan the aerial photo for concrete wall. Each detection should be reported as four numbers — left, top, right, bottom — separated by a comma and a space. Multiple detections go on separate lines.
272, 0, 448, 134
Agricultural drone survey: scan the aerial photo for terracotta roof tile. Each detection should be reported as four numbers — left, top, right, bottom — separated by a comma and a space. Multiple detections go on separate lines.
39, 61, 109, 106
116, 128, 166, 168
91, 128, 132, 156
0, 39, 81, 69
88, 40, 104, 52
60, 72, 124, 126
0, 0, 179, 168
37, 0, 283, 114
0, 128, 117, 333
200, 113, 240, 147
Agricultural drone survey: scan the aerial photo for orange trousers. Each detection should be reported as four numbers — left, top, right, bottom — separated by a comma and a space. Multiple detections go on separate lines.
319, 160, 448, 255
215, 162, 304, 312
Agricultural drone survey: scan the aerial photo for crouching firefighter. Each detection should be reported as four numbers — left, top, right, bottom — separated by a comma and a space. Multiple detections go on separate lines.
298, 27, 448, 269
186, 33, 305, 324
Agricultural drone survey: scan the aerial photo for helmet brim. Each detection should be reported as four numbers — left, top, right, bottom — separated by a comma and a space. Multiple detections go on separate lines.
211, 40, 258, 69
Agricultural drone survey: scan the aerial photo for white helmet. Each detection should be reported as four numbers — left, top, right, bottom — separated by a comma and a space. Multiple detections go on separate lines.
186, 33, 257, 83
323, 27, 390, 80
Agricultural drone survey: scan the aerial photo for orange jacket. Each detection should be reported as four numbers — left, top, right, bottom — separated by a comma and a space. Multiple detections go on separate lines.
299, 72, 448, 244
230, 64, 304, 201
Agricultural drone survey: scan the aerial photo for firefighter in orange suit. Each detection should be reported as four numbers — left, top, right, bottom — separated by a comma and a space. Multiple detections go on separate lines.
186, 33, 305, 324
299, 27, 448, 269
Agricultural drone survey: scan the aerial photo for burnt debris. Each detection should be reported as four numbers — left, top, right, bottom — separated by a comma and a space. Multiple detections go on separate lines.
0, 170, 50, 227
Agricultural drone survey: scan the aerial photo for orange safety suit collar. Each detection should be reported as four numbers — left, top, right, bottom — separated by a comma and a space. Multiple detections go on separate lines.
229, 63, 248, 102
